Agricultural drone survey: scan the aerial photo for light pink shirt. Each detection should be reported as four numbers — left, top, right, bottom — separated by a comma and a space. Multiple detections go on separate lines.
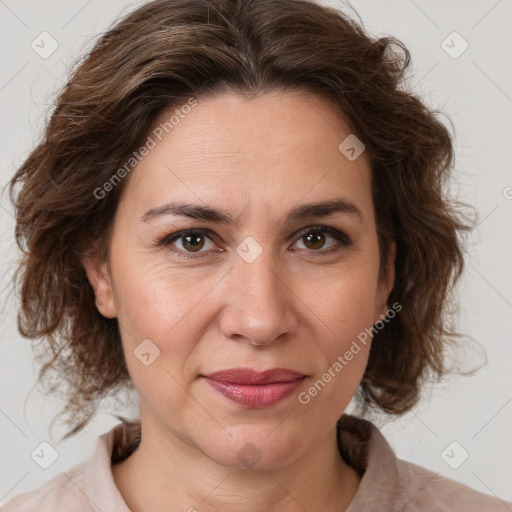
2, 415, 509, 511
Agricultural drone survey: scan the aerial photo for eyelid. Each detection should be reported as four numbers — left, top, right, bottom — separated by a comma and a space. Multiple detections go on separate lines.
292, 224, 352, 247
158, 228, 218, 258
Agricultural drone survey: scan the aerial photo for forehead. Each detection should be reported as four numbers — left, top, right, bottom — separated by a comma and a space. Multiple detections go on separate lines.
147, 90, 359, 163
118, 91, 373, 225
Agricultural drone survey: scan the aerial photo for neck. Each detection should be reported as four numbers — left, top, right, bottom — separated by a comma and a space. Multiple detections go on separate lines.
112, 414, 360, 512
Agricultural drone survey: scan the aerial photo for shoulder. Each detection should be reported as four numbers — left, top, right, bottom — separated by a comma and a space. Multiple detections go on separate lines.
395, 458, 509, 511
338, 415, 511, 512
2, 421, 137, 512
1, 463, 92, 512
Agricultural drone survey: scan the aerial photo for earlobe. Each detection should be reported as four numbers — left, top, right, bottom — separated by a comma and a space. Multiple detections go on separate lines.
82, 255, 117, 318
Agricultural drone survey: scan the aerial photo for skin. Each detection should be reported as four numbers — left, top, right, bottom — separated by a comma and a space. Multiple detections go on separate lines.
83, 90, 395, 512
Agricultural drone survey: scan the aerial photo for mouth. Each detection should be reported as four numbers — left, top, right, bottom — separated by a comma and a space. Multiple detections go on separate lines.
200, 368, 307, 408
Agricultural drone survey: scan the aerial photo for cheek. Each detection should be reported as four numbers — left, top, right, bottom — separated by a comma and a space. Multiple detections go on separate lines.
111, 252, 215, 337
108, 253, 221, 395
295, 270, 377, 413
109, 261, 209, 414
298, 253, 380, 396
308, 255, 380, 339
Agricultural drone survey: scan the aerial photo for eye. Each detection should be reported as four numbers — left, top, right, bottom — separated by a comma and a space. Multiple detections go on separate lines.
160, 229, 218, 258
292, 225, 352, 253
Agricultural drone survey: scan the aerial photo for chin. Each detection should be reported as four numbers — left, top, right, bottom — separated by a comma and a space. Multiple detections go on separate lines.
196, 426, 304, 471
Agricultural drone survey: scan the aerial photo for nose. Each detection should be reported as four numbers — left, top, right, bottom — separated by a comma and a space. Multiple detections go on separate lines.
218, 251, 298, 346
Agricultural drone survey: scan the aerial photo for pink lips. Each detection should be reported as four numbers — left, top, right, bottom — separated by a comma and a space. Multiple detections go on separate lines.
202, 368, 306, 408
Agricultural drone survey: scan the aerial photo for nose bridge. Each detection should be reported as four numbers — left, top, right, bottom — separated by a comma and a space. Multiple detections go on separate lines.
243, 252, 281, 304
220, 245, 296, 345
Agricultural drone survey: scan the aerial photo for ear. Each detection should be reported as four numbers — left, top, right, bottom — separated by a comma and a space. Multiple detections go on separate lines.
373, 240, 396, 323
82, 254, 117, 319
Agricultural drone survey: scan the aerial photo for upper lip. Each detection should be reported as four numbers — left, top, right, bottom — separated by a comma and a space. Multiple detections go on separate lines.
202, 368, 305, 385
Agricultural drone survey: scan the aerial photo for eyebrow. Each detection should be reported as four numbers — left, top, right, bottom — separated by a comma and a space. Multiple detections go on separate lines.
140, 198, 364, 225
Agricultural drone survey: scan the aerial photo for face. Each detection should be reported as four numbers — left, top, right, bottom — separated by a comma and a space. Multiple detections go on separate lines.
84, 90, 395, 470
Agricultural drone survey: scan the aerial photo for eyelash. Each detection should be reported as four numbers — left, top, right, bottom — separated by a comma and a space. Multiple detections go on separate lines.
158, 225, 353, 260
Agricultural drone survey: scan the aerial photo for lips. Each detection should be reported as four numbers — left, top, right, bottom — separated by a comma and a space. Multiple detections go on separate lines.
203, 368, 305, 384
201, 368, 306, 408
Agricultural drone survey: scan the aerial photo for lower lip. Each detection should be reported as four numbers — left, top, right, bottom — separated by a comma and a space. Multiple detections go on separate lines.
203, 377, 306, 408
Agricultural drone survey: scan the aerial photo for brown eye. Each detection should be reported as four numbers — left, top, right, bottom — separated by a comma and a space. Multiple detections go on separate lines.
303, 231, 327, 250
181, 233, 206, 252
294, 227, 351, 252
161, 229, 217, 256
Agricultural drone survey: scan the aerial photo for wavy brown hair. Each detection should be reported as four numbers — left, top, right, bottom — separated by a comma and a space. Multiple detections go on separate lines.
9, 0, 472, 437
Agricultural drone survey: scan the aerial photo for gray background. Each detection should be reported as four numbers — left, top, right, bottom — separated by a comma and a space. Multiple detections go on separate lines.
1, 0, 511, 505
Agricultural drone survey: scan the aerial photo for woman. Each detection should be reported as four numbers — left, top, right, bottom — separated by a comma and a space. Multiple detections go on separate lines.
3, 0, 509, 510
